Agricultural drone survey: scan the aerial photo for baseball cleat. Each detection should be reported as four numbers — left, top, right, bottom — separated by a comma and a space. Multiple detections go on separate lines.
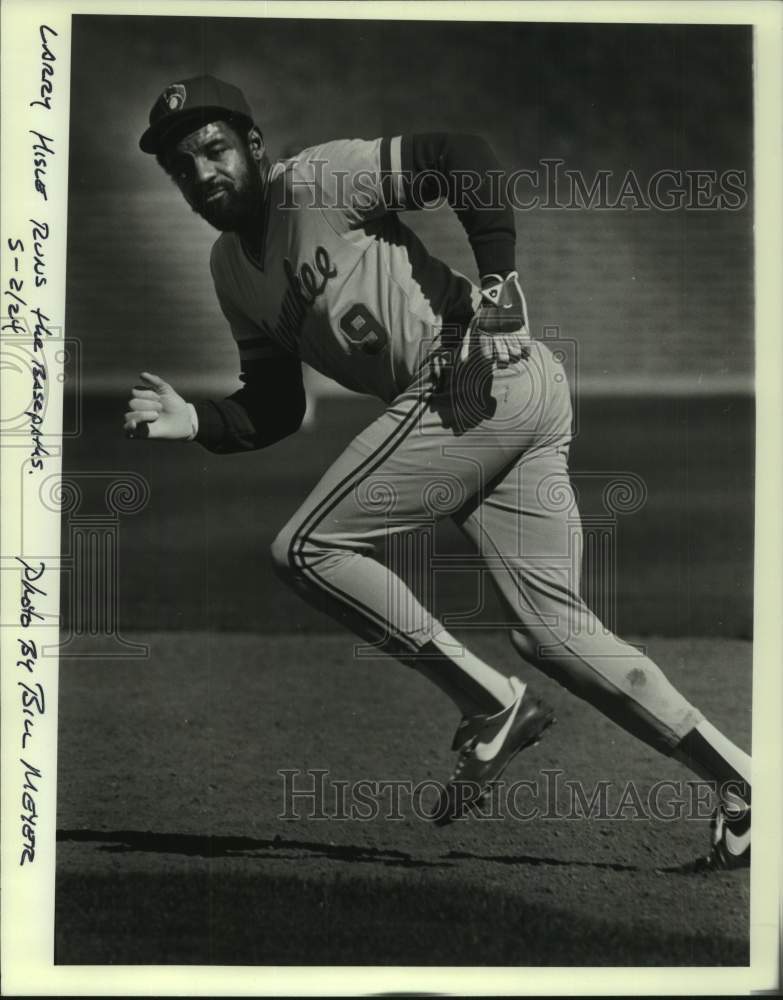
702, 801, 750, 871
433, 677, 555, 826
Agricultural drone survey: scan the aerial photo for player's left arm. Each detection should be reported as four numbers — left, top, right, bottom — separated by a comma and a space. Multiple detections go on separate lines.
312, 133, 527, 368
391, 133, 529, 369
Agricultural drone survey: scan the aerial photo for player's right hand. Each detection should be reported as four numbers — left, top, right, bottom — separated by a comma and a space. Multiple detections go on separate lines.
124, 372, 197, 441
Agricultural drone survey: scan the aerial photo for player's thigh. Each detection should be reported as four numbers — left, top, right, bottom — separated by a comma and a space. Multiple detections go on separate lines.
455, 444, 583, 616
274, 348, 572, 567
271, 387, 494, 568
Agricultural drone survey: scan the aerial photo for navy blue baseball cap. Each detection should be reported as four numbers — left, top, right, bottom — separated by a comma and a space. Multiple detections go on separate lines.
139, 74, 254, 154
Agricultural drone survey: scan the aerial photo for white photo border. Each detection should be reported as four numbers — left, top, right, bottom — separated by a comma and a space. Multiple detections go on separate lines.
1, 1, 780, 995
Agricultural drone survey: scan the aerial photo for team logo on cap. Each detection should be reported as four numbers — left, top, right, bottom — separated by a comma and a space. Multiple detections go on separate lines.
162, 83, 187, 112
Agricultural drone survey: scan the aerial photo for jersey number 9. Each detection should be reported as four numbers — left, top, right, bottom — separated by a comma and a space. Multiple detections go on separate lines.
339, 304, 389, 356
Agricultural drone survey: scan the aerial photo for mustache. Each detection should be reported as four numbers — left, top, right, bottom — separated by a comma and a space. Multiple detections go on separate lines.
192, 182, 233, 208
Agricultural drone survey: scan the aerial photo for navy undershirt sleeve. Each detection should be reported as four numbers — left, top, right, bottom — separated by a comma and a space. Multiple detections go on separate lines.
393, 133, 516, 278
193, 358, 305, 454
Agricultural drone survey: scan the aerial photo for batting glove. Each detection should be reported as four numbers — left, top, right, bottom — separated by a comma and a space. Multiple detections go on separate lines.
123, 372, 198, 441
460, 271, 531, 367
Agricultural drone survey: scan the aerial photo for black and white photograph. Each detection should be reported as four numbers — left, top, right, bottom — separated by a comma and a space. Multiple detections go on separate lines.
1, 1, 781, 994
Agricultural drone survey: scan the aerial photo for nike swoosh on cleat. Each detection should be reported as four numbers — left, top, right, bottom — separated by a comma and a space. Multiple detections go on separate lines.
473, 696, 522, 762
725, 825, 751, 856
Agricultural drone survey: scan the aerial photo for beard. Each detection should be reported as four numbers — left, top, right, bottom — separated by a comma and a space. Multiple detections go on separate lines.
189, 161, 263, 232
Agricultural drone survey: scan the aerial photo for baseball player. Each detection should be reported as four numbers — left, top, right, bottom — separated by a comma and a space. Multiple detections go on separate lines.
126, 75, 750, 868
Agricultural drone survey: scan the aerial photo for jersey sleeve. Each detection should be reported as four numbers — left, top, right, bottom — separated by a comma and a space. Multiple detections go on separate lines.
294, 134, 516, 277
290, 137, 406, 227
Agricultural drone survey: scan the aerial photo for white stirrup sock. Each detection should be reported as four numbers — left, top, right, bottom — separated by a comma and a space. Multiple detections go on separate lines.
414, 629, 522, 717
671, 718, 751, 804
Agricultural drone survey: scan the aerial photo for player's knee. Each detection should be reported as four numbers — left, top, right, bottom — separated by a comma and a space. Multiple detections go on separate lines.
270, 523, 298, 583
271, 520, 356, 592
270, 521, 331, 587
510, 628, 542, 665
510, 625, 584, 693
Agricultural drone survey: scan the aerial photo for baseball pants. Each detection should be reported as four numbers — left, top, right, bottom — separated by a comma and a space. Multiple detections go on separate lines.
271, 341, 703, 754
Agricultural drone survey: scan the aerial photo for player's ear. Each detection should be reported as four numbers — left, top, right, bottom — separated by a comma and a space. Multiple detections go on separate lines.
247, 125, 265, 162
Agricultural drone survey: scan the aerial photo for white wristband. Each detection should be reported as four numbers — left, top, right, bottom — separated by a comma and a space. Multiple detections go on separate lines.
186, 402, 199, 441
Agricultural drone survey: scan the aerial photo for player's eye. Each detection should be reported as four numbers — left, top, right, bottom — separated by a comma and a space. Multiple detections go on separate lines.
170, 159, 191, 181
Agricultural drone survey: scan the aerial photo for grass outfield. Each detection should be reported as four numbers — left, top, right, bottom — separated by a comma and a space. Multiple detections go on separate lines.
55, 631, 751, 966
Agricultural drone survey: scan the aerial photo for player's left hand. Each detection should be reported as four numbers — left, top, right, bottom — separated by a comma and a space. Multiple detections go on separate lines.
459, 271, 531, 367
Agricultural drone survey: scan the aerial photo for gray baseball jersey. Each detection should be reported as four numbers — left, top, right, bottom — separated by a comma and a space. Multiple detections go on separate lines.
210, 137, 480, 402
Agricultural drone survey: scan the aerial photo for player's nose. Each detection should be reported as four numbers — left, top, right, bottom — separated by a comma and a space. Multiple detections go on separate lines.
192, 154, 217, 185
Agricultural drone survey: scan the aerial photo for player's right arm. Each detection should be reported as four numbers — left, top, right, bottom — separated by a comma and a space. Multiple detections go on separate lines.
124, 268, 306, 452
193, 356, 306, 453
123, 357, 306, 452
123, 239, 306, 452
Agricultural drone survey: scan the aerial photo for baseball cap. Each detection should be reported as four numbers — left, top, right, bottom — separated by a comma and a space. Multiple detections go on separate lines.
139, 74, 254, 154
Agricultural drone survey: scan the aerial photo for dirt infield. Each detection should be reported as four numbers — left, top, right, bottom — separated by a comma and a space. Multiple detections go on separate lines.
55, 631, 751, 966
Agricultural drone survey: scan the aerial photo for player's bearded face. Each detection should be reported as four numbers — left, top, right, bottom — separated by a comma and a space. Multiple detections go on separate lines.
167, 121, 264, 232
